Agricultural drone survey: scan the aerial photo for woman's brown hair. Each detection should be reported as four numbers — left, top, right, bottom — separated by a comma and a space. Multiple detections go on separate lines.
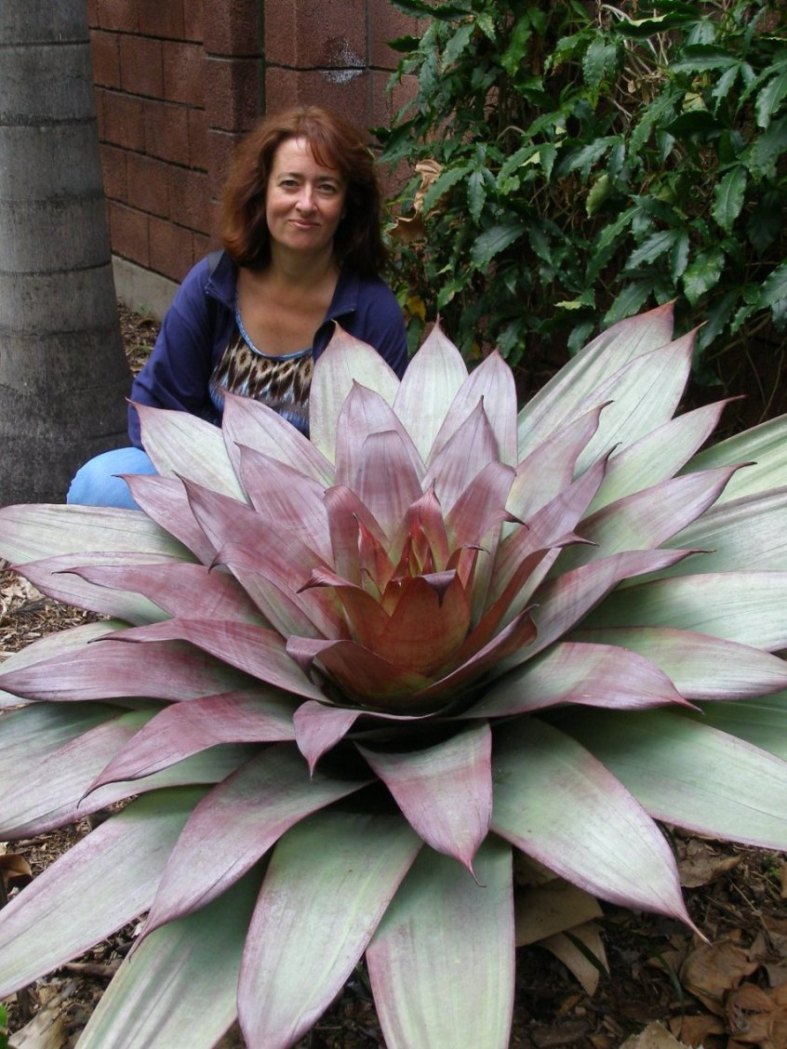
219, 106, 387, 275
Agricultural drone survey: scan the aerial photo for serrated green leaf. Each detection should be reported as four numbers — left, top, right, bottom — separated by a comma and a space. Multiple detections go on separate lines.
682, 246, 725, 306
626, 230, 680, 269
586, 173, 611, 216
756, 69, 787, 129
422, 165, 470, 212
748, 115, 787, 180
470, 222, 526, 268
442, 20, 474, 69
761, 262, 787, 309
583, 38, 619, 90
712, 166, 747, 231
467, 167, 487, 222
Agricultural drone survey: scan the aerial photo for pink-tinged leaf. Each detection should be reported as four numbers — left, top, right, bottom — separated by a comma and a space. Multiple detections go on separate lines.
521, 548, 697, 663
588, 400, 731, 513
490, 455, 609, 619
685, 411, 787, 505
293, 701, 361, 772
221, 390, 334, 485
239, 811, 421, 1049
90, 689, 297, 787
668, 487, 787, 574
0, 629, 248, 703
182, 479, 340, 631
310, 325, 401, 462
470, 641, 689, 718
402, 487, 451, 572
12, 552, 182, 625
0, 502, 187, 566
509, 405, 606, 521
309, 568, 472, 677
135, 403, 245, 500
0, 788, 206, 999
418, 605, 538, 705
455, 351, 519, 463
69, 559, 263, 624
1, 708, 251, 840
110, 618, 325, 701
351, 429, 424, 540
367, 838, 514, 1049
557, 465, 741, 574
518, 302, 676, 459
143, 745, 370, 934
445, 459, 516, 550
583, 571, 787, 651
78, 868, 262, 1049
393, 320, 468, 461
357, 721, 492, 871
124, 474, 217, 564
491, 717, 695, 927
235, 444, 332, 560
217, 543, 339, 639
574, 625, 787, 700
335, 382, 425, 491
574, 331, 695, 474
286, 636, 434, 710
425, 400, 502, 514
566, 708, 787, 850
302, 565, 391, 642
323, 484, 390, 586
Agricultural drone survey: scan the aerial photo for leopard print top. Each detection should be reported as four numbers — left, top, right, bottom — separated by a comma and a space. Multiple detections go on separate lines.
208, 312, 314, 437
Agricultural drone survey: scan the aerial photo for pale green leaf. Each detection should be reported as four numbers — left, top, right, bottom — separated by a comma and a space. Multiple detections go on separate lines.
688, 694, 787, 760
0, 789, 205, 999
367, 839, 514, 1049
686, 414, 787, 503
517, 303, 676, 460
566, 708, 787, 850
667, 489, 787, 572
238, 811, 420, 1049
77, 868, 262, 1049
585, 572, 787, 650
137, 405, 245, 500
491, 718, 691, 923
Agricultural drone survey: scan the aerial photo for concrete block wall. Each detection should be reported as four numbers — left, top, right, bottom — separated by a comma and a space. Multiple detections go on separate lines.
86, 0, 418, 315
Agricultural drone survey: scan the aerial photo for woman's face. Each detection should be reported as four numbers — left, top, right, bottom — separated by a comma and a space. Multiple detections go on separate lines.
265, 136, 347, 260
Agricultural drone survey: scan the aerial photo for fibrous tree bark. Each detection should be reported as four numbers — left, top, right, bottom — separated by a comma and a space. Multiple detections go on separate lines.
0, 2, 130, 504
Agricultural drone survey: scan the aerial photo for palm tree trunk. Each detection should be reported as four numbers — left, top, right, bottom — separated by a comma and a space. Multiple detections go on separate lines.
0, 1, 130, 504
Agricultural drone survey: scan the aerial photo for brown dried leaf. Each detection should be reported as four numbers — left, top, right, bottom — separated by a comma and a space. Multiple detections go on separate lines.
677, 839, 741, 888
726, 981, 787, 1048
515, 879, 603, 946
680, 940, 759, 1015
540, 921, 608, 996
668, 1012, 726, 1048
619, 1020, 693, 1048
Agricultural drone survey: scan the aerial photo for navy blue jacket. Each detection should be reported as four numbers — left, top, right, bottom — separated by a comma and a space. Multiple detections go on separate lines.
128, 251, 408, 447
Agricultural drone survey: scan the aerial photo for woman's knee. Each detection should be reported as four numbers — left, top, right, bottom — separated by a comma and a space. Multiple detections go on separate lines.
67, 447, 156, 509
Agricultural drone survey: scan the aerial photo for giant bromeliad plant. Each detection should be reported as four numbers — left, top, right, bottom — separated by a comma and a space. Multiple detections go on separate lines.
2, 306, 787, 1047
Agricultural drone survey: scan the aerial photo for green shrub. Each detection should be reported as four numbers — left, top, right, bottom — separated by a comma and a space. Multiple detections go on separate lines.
379, 0, 786, 383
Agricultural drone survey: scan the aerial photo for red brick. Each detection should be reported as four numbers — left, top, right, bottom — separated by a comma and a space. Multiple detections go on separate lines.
162, 41, 206, 107
368, 0, 420, 69
119, 34, 164, 98
204, 56, 261, 133
264, 67, 372, 131
109, 202, 149, 267
100, 90, 146, 150
86, 0, 100, 28
188, 108, 209, 168
136, 0, 185, 40
206, 128, 245, 202
194, 230, 216, 260
203, 0, 260, 58
90, 29, 121, 88
143, 100, 191, 166
169, 167, 210, 232
262, 0, 297, 66
183, 0, 204, 43
126, 153, 171, 217
96, 0, 138, 33
99, 144, 128, 202
369, 69, 417, 130
297, 0, 367, 68
148, 215, 196, 281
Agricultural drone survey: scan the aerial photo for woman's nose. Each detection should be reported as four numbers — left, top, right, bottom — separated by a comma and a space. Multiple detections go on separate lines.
296, 187, 316, 212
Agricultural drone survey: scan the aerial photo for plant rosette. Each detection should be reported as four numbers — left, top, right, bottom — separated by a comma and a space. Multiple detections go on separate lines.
1, 306, 787, 1048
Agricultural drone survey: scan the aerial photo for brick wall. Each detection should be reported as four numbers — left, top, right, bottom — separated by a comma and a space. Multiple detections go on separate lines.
87, 0, 417, 310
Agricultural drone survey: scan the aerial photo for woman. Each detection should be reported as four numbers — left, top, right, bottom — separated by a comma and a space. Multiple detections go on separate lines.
68, 106, 408, 509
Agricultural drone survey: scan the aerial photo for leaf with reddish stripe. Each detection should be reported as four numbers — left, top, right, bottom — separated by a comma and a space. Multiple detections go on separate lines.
357, 721, 492, 870
350, 429, 424, 540
89, 689, 297, 787
470, 641, 689, 717
143, 746, 370, 934
124, 474, 217, 564
334, 382, 425, 490
108, 618, 325, 700
425, 401, 503, 514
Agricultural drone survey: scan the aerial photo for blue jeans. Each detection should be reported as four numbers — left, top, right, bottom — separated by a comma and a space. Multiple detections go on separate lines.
67, 447, 157, 510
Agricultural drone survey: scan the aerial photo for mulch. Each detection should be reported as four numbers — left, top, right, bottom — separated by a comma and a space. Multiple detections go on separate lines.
1, 308, 786, 1049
